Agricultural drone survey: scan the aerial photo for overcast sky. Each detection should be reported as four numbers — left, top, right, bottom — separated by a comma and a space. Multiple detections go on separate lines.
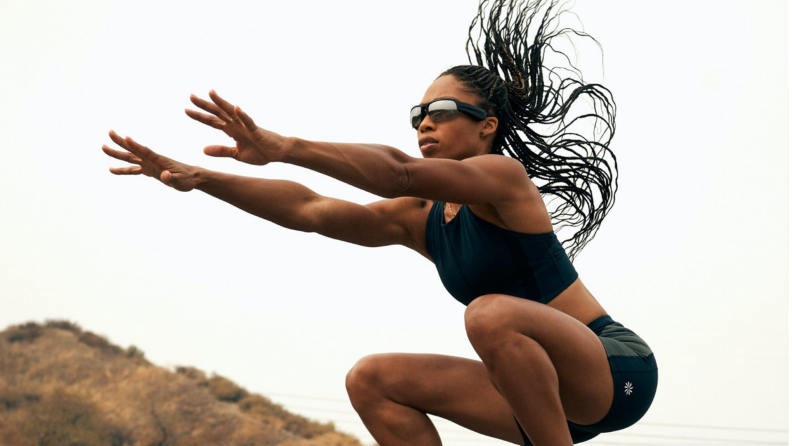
0, 1, 788, 445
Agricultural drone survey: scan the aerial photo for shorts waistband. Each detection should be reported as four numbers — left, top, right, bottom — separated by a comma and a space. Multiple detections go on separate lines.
587, 315, 616, 334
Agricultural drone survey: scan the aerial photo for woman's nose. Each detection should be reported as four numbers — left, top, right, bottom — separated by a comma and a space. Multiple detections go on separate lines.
418, 114, 435, 132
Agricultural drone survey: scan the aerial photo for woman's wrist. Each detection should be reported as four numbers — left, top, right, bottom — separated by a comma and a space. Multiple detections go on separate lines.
193, 167, 215, 190
278, 136, 299, 164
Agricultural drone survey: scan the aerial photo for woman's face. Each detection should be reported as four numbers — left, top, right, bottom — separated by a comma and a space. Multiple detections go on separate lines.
415, 75, 498, 160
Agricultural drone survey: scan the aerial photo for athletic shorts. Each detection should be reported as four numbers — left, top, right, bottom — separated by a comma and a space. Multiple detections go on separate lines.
515, 315, 658, 445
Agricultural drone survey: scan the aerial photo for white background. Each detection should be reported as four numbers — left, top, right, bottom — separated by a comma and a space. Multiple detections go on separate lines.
0, 1, 788, 445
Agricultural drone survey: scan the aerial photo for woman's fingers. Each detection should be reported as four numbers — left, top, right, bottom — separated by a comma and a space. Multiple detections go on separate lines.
109, 130, 132, 151
104, 131, 194, 189
105, 131, 148, 175
208, 90, 236, 115
109, 165, 143, 175
160, 170, 172, 184
108, 131, 157, 163
203, 145, 238, 158
185, 108, 226, 130
124, 136, 162, 166
102, 145, 143, 164
190, 92, 258, 134
190, 94, 231, 120
235, 106, 257, 132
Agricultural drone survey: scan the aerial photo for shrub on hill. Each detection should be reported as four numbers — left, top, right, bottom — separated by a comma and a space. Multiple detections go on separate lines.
0, 321, 365, 446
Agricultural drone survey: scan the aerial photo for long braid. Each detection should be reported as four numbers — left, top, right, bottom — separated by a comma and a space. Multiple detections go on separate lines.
441, 0, 618, 263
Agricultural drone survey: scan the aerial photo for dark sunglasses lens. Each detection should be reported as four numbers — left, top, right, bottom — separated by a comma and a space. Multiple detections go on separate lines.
427, 100, 458, 122
410, 106, 423, 129
410, 100, 461, 129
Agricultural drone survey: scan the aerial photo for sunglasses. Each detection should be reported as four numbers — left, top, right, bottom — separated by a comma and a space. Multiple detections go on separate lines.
410, 98, 495, 129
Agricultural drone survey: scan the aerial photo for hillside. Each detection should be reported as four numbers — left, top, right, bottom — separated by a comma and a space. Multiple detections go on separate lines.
0, 321, 367, 446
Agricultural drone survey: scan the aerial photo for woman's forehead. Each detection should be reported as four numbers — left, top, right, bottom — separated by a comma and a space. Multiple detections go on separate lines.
420, 75, 479, 105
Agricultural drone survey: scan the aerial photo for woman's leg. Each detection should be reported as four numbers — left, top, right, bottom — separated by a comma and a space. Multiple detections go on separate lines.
465, 294, 614, 446
345, 353, 526, 446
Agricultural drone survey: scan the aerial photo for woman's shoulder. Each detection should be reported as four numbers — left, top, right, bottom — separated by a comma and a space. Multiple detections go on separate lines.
465, 153, 528, 175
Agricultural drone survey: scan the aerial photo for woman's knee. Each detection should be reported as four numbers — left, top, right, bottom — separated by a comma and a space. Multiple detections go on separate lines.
345, 354, 392, 405
465, 295, 548, 362
465, 294, 519, 343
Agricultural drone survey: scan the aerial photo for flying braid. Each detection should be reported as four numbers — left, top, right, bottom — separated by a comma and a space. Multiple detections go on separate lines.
441, 0, 618, 263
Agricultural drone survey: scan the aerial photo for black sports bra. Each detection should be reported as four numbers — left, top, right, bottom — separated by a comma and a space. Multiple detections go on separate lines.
424, 201, 578, 306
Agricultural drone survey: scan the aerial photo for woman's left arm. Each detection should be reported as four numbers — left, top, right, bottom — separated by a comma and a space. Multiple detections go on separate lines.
187, 91, 530, 206
281, 137, 528, 207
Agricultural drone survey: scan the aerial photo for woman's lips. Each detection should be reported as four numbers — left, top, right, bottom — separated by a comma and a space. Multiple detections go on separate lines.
419, 137, 438, 151
420, 142, 437, 151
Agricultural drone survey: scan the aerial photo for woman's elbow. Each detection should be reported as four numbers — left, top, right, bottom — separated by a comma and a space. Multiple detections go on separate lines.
384, 164, 411, 199
378, 146, 414, 199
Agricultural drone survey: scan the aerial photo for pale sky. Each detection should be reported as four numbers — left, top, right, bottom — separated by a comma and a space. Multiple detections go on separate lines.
0, 1, 788, 445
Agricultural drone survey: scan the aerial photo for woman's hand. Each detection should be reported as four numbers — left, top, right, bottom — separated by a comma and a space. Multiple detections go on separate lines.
185, 90, 288, 166
102, 131, 201, 192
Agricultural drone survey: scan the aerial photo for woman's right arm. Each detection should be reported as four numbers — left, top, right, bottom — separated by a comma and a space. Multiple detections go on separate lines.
195, 170, 415, 248
103, 131, 415, 249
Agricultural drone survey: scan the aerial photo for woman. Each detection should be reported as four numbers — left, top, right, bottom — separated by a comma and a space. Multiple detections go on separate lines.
102, 1, 657, 445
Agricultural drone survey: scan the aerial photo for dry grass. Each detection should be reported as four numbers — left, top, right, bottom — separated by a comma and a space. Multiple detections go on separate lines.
0, 321, 365, 446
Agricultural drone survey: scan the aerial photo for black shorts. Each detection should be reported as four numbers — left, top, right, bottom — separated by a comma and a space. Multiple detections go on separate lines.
515, 315, 658, 445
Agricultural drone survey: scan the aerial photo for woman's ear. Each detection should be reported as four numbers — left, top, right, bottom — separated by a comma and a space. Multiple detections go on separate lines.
480, 116, 499, 138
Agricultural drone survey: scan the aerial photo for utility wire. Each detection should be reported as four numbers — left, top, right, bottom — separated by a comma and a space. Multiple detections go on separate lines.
338, 421, 786, 446
262, 392, 788, 444
282, 405, 358, 416
606, 431, 787, 445
639, 422, 788, 433
265, 392, 348, 403
267, 392, 787, 433
292, 412, 788, 446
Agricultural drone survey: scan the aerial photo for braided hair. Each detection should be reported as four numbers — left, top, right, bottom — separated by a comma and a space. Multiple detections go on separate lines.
441, 0, 618, 263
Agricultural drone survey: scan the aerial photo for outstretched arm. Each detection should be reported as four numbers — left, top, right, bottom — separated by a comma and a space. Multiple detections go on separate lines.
195, 169, 415, 249
280, 138, 527, 206
187, 91, 531, 207
102, 132, 415, 248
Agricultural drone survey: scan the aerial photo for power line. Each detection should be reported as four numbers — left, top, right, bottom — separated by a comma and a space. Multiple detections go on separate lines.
608, 431, 787, 445
288, 410, 788, 446
640, 422, 788, 433
333, 419, 786, 446
571, 440, 696, 446
261, 391, 788, 445
264, 391, 349, 403
282, 405, 358, 416
588, 442, 740, 446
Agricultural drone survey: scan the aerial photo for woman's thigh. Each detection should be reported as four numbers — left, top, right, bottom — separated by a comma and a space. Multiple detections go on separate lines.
346, 352, 525, 445
465, 294, 614, 425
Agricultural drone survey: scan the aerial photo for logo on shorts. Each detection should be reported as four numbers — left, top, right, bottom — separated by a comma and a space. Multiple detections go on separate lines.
624, 381, 633, 396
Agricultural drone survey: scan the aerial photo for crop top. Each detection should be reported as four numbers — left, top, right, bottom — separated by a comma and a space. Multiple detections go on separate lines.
424, 201, 578, 306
